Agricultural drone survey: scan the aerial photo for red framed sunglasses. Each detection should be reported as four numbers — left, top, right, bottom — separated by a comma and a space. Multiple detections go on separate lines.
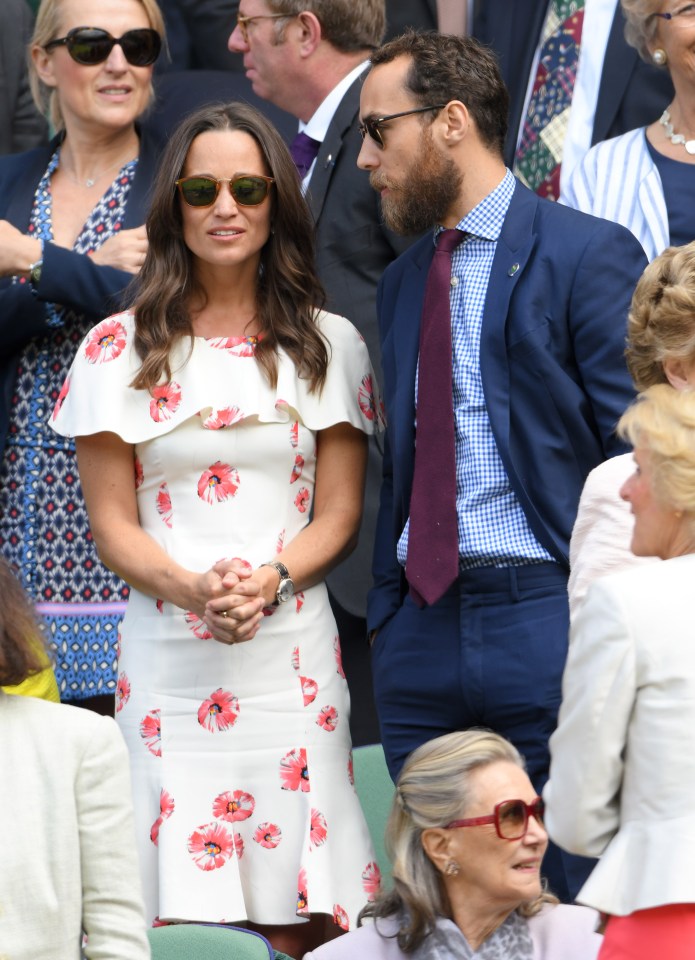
445, 797, 545, 841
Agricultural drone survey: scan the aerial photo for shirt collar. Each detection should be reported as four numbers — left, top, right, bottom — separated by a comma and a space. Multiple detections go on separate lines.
435, 168, 516, 245
299, 60, 370, 142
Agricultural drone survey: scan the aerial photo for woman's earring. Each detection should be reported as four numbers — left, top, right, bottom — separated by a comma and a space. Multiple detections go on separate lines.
652, 48, 668, 66
445, 860, 461, 876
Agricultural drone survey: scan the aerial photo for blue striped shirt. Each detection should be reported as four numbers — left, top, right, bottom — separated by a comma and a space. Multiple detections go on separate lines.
397, 169, 553, 569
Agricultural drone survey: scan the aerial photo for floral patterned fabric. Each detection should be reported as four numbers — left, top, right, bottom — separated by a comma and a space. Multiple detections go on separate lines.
52, 310, 385, 927
0, 149, 137, 699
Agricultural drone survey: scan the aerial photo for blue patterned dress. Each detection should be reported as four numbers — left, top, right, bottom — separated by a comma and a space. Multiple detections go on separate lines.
0, 148, 137, 700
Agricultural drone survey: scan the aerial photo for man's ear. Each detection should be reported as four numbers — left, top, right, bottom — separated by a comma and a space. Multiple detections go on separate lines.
295, 10, 322, 57
438, 100, 469, 146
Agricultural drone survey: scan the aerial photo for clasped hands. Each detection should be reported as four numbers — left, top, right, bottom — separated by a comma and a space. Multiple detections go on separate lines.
197, 558, 272, 646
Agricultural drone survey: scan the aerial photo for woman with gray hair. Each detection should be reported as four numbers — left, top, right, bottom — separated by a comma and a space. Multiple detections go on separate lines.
547, 385, 695, 959
305, 730, 601, 959
560, 0, 695, 260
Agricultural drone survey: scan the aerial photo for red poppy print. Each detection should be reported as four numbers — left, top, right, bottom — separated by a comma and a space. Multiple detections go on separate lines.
348, 753, 354, 786
156, 598, 164, 614
333, 905, 350, 931
310, 808, 328, 847
116, 672, 131, 713
362, 861, 382, 901
253, 822, 282, 849
52, 376, 70, 421
334, 635, 345, 678
185, 610, 212, 641
188, 821, 234, 871
84, 318, 127, 364
149, 380, 182, 422
140, 709, 162, 757
294, 487, 310, 513
212, 789, 255, 822
290, 454, 304, 484
300, 676, 318, 707
291, 647, 300, 672
317, 705, 338, 732
207, 335, 259, 356
134, 455, 144, 489
277, 529, 285, 553
290, 421, 299, 448
358, 374, 378, 422
198, 688, 240, 732
150, 788, 175, 846
203, 405, 244, 430
197, 462, 240, 504
280, 747, 310, 792
156, 482, 172, 528
297, 867, 309, 915
233, 832, 245, 859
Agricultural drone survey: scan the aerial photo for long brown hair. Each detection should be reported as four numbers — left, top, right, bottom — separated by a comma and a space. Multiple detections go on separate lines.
130, 102, 328, 392
0, 558, 48, 687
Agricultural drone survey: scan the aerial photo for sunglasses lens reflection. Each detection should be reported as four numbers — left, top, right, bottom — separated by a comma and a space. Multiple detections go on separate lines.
179, 177, 271, 207
66, 28, 160, 66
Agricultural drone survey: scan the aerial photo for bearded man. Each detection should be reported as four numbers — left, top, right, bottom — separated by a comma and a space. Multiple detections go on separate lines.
357, 31, 647, 902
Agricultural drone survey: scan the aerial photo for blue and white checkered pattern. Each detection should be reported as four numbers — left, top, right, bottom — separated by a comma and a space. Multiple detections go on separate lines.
397, 169, 553, 570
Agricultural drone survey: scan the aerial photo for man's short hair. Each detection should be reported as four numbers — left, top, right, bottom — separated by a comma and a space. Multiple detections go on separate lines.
268, 0, 385, 52
370, 31, 509, 156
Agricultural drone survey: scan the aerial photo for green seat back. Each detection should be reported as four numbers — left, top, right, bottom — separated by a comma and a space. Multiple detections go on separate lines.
352, 743, 395, 886
147, 924, 278, 959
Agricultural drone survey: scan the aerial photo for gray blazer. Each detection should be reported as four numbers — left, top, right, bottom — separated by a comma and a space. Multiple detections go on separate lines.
0, 0, 48, 155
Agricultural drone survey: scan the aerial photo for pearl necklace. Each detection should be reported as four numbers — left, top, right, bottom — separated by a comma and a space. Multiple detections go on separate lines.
660, 109, 695, 156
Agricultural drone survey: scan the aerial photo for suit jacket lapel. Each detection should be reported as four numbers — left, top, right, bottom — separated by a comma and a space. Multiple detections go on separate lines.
305, 75, 363, 221
479, 181, 538, 466
593, 4, 638, 145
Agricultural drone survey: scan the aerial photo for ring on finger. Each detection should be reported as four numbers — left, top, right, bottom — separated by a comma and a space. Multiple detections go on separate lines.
220, 610, 229, 619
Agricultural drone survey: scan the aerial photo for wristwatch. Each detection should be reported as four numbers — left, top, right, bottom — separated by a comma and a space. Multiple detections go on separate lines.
261, 560, 295, 605
28, 239, 44, 288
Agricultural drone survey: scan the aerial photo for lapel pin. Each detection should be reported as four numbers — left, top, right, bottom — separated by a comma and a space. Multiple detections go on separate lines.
508, 263, 520, 277
324, 154, 334, 168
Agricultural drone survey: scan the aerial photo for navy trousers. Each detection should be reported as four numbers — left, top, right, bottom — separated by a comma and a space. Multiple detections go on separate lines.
370, 561, 593, 902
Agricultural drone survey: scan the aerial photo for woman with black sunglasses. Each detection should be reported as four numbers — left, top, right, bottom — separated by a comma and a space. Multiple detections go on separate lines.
0, 0, 164, 716
307, 730, 602, 960
52, 101, 383, 957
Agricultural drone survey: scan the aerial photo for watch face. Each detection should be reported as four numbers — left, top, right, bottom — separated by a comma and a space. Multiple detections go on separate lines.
277, 577, 295, 603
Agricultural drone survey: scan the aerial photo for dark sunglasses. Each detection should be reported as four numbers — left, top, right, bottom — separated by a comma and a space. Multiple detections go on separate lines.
175, 174, 275, 207
445, 797, 545, 841
45, 27, 162, 66
359, 104, 447, 148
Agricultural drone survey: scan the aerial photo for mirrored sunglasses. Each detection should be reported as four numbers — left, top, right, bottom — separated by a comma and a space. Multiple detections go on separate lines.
45, 27, 162, 67
175, 174, 275, 207
445, 797, 545, 841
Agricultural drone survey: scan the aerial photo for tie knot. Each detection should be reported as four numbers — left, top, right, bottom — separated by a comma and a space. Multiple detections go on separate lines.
437, 228, 465, 254
290, 131, 322, 178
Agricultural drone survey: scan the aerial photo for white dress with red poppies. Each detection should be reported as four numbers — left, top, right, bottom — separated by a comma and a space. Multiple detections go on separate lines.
51, 309, 385, 929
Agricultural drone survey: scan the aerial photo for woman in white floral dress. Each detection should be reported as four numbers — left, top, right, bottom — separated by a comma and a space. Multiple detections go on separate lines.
51, 102, 383, 957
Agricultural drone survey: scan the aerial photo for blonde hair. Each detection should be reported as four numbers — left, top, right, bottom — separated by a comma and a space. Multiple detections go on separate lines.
29, 0, 165, 132
626, 243, 695, 390
360, 730, 556, 953
621, 0, 662, 62
619, 385, 695, 523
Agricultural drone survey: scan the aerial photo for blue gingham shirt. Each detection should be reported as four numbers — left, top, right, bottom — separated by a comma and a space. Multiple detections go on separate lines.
397, 169, 554, 570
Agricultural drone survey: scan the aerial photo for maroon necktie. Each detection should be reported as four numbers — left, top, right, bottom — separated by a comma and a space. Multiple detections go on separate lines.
289, 131, 321, 180
406, 228, 465, 607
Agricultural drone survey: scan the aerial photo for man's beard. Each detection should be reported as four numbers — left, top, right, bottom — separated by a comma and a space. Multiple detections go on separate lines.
372, 133, 463, 235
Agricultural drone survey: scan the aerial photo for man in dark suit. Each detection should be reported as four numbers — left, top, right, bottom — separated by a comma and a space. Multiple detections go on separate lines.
358, 31, 647, 899
474, 0, 673, 179
0, 0, 47, 155
228, 0, 412, 744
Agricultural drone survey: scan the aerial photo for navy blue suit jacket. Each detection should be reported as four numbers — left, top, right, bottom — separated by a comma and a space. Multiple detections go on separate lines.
0, 129, 163, 453
367, 180, 648, 632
